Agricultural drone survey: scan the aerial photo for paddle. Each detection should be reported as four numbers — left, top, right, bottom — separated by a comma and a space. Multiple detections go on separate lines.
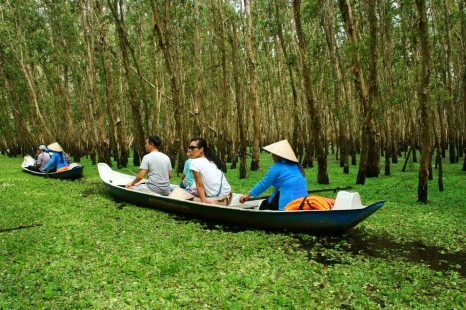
126, 169, 137, 176
246, 186, 353, 202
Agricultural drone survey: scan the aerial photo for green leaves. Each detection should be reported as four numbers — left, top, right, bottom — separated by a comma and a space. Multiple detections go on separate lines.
0, 154, 465, 308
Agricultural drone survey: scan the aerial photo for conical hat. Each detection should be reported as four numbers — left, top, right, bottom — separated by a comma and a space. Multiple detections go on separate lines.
262, 139, 298, 162
168, 187, 195, 200
47, 142, 63, 152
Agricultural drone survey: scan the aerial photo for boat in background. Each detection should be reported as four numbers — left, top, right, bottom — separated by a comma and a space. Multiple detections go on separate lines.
98, 163, 384, 233
22, 155, 84, 180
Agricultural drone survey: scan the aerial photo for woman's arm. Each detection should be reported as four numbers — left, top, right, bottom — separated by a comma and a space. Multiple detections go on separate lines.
193, 171, 206, 203
42, 154, 56, 171
239, 193, 251, 203
240, 165, 278, 203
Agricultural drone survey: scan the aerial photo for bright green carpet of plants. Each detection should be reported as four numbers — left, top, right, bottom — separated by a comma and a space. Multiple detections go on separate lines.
0, 153, 464, 309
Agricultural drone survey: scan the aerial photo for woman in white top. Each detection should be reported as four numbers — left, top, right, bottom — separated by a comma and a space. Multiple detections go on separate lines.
188, 138, 232, 205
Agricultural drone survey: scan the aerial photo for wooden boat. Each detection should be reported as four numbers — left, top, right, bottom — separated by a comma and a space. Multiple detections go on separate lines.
98, 163, 384, 233
22, 155, 84, 180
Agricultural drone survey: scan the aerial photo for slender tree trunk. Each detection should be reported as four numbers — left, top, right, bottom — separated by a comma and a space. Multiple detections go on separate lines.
339, 0, 374, 184
366, 0, 381, 178
1, 77, 34, 148
229, 21, 247, 179
322, 0, 349, 174
108, 0, 146, 163
293, 0, 329, 184
150, 0, 184, 171
433, 122, 444, 191
244, 0, 260, 171
273, 0, 299, 148
17, 51, 53, 142
82, 0, 111, 165
440, 0, 456, 163
216, 0, 229, 168
416, 0, 433, 203
193, 0, 201, 137
97, 0, 119, 166
461, 0, 466, 171
338, 0, 372, 185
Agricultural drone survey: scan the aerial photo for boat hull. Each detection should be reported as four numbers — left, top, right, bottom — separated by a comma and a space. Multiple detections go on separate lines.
99, 163, 384, 233
22, 155, 84, 180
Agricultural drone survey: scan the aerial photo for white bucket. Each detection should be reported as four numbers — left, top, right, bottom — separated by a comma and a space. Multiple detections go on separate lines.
333, 191, 364, 210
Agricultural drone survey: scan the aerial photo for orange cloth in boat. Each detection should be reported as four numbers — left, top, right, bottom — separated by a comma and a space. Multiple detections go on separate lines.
56, 166, 69, 173
284, 195, 335, 211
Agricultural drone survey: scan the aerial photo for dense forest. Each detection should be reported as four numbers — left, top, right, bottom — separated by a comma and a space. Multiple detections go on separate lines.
0, 0, 464, 201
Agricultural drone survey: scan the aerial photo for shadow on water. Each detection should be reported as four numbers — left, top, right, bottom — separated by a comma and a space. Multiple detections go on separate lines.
293, 229, 465, 277
171, 214, 264, 233
80, 187, 107, 197
173, 216, 465, 277
101, 203, 464, 278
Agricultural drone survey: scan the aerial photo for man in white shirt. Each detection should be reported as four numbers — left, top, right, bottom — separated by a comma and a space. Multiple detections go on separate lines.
27, 145, 51, 172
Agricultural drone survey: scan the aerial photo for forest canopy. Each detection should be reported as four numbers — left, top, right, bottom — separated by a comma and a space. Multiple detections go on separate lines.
0, 0, 464, 200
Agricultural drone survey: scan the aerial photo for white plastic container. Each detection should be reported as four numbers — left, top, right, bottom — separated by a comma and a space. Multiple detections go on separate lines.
333, 191, 364, 210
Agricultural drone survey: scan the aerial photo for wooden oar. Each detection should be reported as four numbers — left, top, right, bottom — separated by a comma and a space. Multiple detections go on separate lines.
126, 169, 137, 176
246, 186, 353, 202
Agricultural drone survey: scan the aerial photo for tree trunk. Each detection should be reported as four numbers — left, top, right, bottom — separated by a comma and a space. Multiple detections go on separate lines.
365, 0, 381, 178
82, 0, 112, 165
193, 0, 201, 137
109, 0, 146, 162
293, 0, 329, 184
416, 0, 433, 203
461, 0, 466, 171
150, 0, 184, 172
322, 0, 350, 174
244, 0, 260, 171
97, 0, 120, 166
339, 0, 380, 184
338, 0, 372, 185
440, 0, 456, 164
215, 0, 229, 169
273, 0, 300, 148
229, 21, 247, 179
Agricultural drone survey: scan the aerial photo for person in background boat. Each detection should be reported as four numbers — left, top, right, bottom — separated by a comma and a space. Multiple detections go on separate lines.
27, 145, 51, 172
179, 148, 194, 190
42, 142, 69, 173
126, 135, 172, 196
34, 148, 40, 161
188, 138, 232, 205
239, 139, 307, 211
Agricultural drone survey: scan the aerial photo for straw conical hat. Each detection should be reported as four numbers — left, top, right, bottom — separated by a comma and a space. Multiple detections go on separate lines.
262, 139, 298, 162
168, 187, 195, 200
47, 142, 63, 152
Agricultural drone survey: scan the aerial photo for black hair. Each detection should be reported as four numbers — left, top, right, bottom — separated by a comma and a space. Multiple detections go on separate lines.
147, 135, 162, 148
191, 137, 226, 172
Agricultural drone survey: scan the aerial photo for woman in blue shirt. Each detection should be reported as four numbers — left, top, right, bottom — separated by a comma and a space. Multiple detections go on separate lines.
239, 140, 307, 211
180, 150, 194, 189
42, 142, 68, 172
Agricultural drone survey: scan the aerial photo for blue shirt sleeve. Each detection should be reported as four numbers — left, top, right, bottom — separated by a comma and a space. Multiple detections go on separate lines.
249, 164, 279, 197
183, 159, 195, 188
43, 153, 57, 171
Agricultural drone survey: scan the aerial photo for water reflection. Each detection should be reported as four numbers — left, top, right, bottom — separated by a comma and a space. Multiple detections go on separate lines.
293, 229, 465, 277
132, 210, 465, 277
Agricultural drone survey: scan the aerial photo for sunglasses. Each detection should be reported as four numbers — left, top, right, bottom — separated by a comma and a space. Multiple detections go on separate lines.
188, 145, 199, 151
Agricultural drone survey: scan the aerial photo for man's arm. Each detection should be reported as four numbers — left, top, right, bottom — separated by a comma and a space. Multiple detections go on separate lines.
126, 169, 147, 188
35, 154, 42, 167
